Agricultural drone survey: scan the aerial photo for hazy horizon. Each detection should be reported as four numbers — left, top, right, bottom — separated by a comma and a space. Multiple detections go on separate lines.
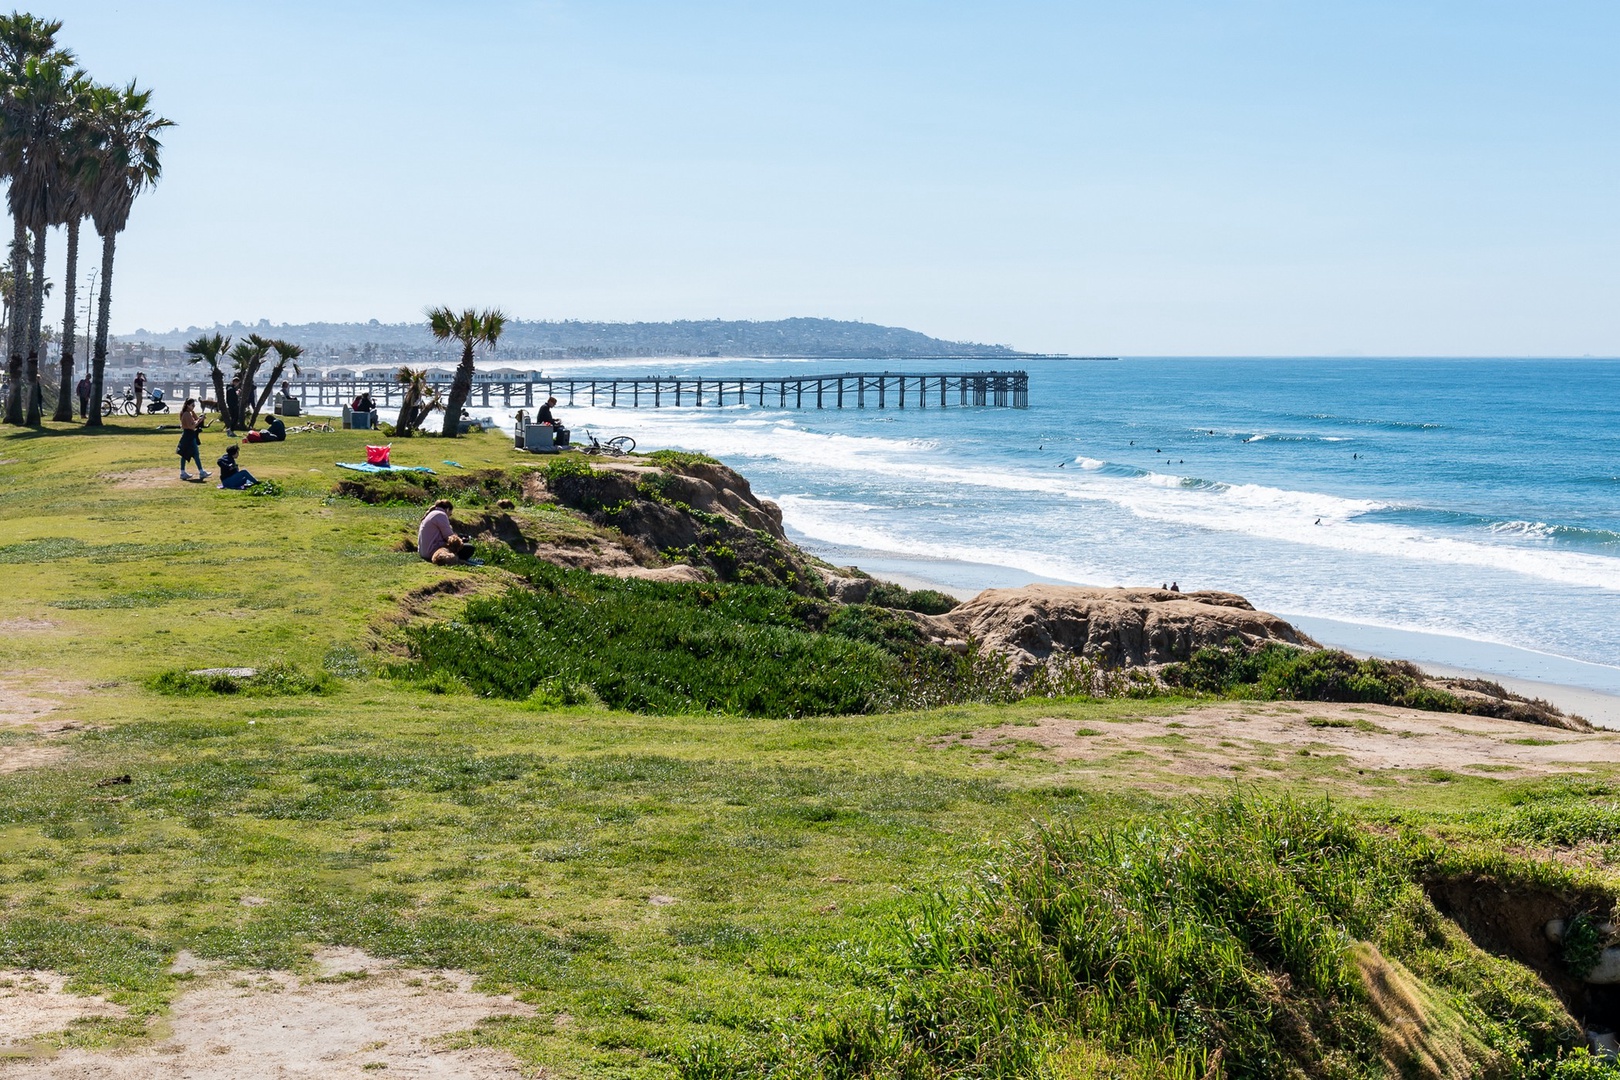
38, 1, 1620, 357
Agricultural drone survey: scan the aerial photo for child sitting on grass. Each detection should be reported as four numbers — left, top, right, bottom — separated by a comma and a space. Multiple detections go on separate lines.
216, 444, 258, 490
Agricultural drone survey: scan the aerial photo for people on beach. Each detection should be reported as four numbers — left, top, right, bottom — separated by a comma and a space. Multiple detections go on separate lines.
177, 399, 207, 481
75, 374, 91, 418
132, 371, 146, 415
417, 499, 475, 565
216, 444, 257, 489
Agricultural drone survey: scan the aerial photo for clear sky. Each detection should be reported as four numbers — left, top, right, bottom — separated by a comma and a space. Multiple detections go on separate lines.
38, 1, 1620, 355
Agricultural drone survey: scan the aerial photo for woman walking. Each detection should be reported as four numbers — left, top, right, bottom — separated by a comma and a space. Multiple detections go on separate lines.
177, 399, 208, 481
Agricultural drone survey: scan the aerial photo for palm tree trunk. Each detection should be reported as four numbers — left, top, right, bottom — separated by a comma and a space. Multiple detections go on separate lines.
209, 366, 227, 424
440, 341, 475, 437
5, 219, 31, 425
249, 362, 284, 428
24, 224, 46, 426
51, 215, 79, 422
394, 384, 418, 436
87, 230, 115, 428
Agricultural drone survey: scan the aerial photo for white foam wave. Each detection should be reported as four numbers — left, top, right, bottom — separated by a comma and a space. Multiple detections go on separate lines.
1075, 457, 1106, 470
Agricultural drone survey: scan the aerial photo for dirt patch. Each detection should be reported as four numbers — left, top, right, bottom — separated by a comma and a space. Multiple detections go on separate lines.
945, 701, 1620, 785
3, 948, 537, 1078
0, 746, 68, 776
0, 679, 79, 729
0, 971, 125, 1050
0, 619, 56, 634
98, 468, 177, 490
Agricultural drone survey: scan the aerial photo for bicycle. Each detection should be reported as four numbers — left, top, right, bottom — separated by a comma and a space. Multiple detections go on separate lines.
291, 421, 335, 434
102, 388, 138, 416
579, 430, 636, 457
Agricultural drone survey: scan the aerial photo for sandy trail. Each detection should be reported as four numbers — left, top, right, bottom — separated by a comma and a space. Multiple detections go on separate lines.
1, 948, 537, 1078
0, 678, 84, 776
952, 700, 1620, 785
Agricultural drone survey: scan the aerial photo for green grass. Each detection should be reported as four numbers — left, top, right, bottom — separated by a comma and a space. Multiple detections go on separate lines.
2, 417, 1620, 1078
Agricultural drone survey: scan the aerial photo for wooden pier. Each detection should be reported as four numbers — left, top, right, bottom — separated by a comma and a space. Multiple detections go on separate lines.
150, 370, 1030, 413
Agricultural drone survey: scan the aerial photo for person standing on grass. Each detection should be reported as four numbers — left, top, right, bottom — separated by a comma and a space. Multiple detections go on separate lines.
177, 399, 208, 481
133, 372, 147, 415
225, 378, 241, 436
75, 375, 91, 418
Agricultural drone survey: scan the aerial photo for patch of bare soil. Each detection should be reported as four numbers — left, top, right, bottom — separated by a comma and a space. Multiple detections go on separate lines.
0, 971, 125, 1050
947, 701, 1620, 785
98, 468, 176, 490
0, 746, 68, 776
0, 619, 56, 634
2, 949, 537, 1078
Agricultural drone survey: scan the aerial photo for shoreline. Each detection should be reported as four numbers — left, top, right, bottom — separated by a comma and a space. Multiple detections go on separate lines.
797, 532, 1620, 729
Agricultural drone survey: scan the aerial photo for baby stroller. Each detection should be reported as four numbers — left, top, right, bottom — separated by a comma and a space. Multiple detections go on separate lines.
146, 387, 170, 414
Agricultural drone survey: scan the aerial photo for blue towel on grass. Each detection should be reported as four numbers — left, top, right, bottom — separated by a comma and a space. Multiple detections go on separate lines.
335, 462, 436, 474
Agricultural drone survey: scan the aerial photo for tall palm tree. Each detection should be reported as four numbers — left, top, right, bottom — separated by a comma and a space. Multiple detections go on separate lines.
392, 366, 439, 437
50, 77, 95, 422
83, 82, 171, 428
8, 55, 85, 425
249, 338, 302, 428
0, 13, 64, 425
183, 332, 230, 422
427, 306, 506, 438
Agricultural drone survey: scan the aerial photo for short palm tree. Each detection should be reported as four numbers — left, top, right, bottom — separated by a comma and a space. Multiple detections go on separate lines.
83, 81, 170, 427
427, 306, 506, 437
250, 338, 303, 427
392, 367, 439, 437
227, 335, 270, 430
183, 332, 230, 422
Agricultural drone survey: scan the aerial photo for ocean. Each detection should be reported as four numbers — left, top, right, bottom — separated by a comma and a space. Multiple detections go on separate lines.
449, 357, 1620, 704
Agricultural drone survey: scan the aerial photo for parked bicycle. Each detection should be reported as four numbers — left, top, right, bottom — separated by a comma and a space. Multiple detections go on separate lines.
101, 388, 138, 416
579, 430, 636, 457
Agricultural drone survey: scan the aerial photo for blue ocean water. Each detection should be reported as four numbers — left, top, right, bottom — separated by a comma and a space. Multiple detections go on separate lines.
469, 357, 1620, 684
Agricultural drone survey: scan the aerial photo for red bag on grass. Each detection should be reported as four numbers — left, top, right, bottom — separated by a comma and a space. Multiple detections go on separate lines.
365, 445, 391, 466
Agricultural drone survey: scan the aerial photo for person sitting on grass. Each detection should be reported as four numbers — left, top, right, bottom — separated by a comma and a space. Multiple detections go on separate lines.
417, 499, 478, 566
216, 444, 258, 490
264, 415, 286, 441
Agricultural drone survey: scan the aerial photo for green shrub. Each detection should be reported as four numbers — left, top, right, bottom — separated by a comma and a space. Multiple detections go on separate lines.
543, 455, 594, 483
146, 663, 334, 697
1162, 642, 1467, 712
645, 449, 720, 467
865, 580, 959, 615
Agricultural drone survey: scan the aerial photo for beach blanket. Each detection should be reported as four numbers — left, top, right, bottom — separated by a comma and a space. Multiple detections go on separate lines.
335, 462, 436, 475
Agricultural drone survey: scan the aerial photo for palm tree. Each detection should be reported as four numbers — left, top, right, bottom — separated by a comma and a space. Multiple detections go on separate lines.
427, 306, 506, 437
249, 338, 303, 428
0, 13, 64, 425
50, 77, 95, 422
183, 332, 230, 422
392, 366, 439, 437
6, 56, 86, 425
83, 82, 171, 427
226, 336, 269, 429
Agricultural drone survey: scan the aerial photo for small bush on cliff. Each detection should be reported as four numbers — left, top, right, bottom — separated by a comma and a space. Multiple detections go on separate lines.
865, 579, 959, 615
1163, 641, 1466, 712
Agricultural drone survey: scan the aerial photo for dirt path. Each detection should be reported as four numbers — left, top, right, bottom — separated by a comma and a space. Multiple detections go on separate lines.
950, 700, 1620, 788
1, 949, 537, 1078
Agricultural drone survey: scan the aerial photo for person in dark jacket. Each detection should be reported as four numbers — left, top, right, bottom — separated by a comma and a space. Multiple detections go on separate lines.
216, 444, 257, 490
225, 379, 241, 435
263, 415, 286, 441
75, 375, 91, 418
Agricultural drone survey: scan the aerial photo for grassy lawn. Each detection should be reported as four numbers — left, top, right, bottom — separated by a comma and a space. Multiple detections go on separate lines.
3, 416, 1619, 1077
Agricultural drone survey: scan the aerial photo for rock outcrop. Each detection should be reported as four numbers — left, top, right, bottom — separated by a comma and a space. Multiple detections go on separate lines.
926, 586, 1317, 674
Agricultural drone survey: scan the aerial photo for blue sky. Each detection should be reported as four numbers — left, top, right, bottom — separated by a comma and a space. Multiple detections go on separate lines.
43, 1, 1620, 354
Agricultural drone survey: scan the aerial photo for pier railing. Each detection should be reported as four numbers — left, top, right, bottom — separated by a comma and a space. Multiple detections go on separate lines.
145, 370, 1030, 412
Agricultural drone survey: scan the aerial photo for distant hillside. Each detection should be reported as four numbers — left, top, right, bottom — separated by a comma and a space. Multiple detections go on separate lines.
125, 317, 1029, 361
